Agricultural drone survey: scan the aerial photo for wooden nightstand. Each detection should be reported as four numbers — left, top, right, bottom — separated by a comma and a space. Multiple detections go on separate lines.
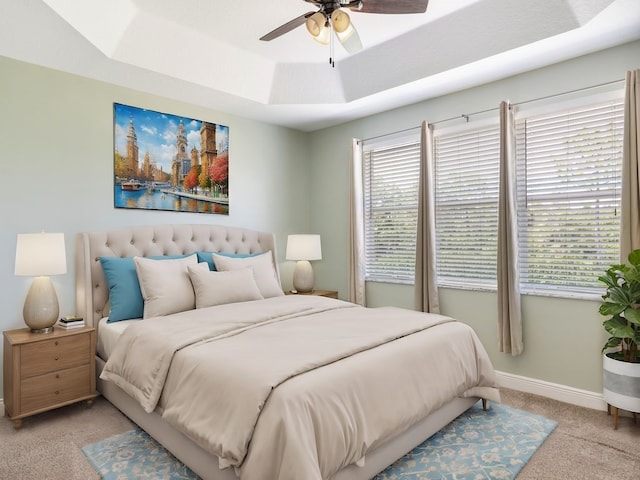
3, 326, 97, 429
286, 289, 339, 299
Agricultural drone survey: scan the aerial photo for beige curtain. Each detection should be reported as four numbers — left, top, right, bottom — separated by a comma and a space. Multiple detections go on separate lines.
497, 101, 523, 356
620, 69, 640, 262
349, 138, 366, 306
414, 122, 440, 313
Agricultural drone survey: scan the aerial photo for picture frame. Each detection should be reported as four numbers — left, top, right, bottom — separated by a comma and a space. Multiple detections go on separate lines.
113, 103, 229, 214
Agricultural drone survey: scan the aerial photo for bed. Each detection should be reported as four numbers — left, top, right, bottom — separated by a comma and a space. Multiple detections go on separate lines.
76, 223, 500, 480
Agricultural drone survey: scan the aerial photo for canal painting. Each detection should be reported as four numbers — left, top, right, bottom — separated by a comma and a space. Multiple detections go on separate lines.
113, 103, 229, 215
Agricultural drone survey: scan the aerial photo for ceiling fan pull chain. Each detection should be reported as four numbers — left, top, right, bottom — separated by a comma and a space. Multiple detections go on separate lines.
329, 21, 335, 68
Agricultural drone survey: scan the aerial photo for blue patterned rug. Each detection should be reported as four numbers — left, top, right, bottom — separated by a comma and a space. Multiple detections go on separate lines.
82, 401, 556, 480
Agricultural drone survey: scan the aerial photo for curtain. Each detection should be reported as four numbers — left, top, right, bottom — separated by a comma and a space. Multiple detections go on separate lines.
497, 101, 523, 356
620, 69, 640, 262
414, 122, 440, 313
349, 138, 366, 306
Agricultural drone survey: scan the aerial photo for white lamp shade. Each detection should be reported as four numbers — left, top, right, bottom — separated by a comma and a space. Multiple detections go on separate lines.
286, 234, 322, 261
15, 232, 67, 276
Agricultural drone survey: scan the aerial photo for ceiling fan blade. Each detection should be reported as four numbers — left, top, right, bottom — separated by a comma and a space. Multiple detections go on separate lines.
350, 0, 429, 14
260, 12, 315, 41
336, 22, 362, 54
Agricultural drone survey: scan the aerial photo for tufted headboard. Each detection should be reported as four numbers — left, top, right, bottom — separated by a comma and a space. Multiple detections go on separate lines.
76, 224, 279, 328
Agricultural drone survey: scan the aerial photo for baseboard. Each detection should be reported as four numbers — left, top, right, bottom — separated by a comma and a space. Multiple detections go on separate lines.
496, 370, 607, 412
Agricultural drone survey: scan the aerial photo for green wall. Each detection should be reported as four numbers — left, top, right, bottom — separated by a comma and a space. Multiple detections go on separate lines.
0, 55, 312, 391
309, 40, 640, 394
1, 39, 639, 402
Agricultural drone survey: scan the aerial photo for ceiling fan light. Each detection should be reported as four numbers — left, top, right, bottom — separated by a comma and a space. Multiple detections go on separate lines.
331, 8, 351, 33
306, 12, 330, 45
336, 24, 362, 53
336, 23, 355, 42
306, 12, 325, 37
314, 24, 330, 45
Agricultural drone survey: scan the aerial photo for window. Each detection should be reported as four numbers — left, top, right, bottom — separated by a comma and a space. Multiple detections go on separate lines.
363, 139, 420, 283
434, 124, 500, 288
516, 98, 624, 294
360, 92, 624, 297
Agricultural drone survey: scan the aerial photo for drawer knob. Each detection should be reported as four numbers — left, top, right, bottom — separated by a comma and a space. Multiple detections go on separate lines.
54, 356, 59, 361
54, 341, 59, 346
55, 390, 59, 395
56, 374, 60, 379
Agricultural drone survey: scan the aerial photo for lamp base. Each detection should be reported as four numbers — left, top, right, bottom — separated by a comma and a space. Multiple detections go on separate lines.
293, 260, 315, 293
23, 276, 59, 333
29, 326, 55, 334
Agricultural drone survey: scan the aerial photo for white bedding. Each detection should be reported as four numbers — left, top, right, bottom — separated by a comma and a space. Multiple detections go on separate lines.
100, 295, 500, 480
96, 317, 139, 360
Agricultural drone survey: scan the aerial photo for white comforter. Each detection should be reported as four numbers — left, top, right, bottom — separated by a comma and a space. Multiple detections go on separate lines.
101, 295, 500, 480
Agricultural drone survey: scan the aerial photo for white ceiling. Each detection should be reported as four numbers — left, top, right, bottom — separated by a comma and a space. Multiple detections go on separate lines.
1, 0, 639, 131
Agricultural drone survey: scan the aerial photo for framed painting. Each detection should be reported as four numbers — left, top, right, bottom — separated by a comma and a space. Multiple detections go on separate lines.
113, 103, 229, 214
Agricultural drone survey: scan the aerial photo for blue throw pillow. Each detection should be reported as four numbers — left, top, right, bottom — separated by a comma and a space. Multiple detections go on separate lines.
196, 251, 216, 271
100, 254, 192, 323
196, 251, 261, 271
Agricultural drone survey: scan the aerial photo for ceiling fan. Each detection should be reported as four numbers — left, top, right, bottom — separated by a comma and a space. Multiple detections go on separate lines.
260, 0, 429, 56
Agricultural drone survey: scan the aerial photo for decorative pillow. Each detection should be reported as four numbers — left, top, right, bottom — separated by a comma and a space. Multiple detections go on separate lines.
187, 265, 263, 308
196, 251, 263, 271
196, 251, 216, 271
211, 251, 284, 298
100, 254, 190, 323
133, 254, 198, 319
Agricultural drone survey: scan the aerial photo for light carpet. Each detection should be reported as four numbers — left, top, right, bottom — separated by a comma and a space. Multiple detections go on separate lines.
82, 401, 556, 480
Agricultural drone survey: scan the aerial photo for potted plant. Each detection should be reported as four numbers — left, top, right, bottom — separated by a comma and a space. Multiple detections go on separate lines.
598, 249, 640, 427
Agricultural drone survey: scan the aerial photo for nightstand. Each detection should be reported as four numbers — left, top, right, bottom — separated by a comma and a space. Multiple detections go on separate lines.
286, 289, 339, 299
3, 326, 97, 429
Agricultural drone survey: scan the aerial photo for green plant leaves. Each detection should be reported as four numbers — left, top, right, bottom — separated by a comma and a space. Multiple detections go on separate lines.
603, 317, 635, 339
598, 249, 640, 362
625, 307, 640, 326
628, 249, 640, 266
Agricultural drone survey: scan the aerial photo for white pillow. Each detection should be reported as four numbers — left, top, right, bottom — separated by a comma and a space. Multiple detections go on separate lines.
187, 265, 263, 308
133, 254, 198, 318
211, 251, 284, 298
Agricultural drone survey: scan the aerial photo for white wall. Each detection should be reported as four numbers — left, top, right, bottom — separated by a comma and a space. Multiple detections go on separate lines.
309, 40, 640, 395
0, 56, 311, 391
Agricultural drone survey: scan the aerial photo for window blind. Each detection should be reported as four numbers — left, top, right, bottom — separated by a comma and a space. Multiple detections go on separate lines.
434, 125, 500, 287
515, 99, 623, 293
363, 142, 420, 283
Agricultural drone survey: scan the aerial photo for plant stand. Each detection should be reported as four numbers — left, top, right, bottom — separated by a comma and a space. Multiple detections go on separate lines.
603, 354, 640, 429
606, 404, 638, 430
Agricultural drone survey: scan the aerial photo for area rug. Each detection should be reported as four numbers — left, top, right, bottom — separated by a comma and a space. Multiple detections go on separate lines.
82, 428, 199, 480
374, 401, 557, 480
82, 401, 556, 480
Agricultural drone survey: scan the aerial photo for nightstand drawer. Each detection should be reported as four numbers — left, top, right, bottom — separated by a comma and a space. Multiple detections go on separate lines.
20, 333, 90, 377
21, 364, 92, 412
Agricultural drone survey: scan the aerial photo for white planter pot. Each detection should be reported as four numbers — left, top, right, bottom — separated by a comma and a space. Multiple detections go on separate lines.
603, 354, 640, 413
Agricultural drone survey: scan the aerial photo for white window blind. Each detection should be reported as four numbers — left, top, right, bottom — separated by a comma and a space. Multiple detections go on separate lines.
434, 125, 500, 288
516, 99, 623, 294
363, 141, 420, 283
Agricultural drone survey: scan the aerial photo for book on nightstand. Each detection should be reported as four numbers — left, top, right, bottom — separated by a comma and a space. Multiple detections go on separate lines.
57, 316, 85, 329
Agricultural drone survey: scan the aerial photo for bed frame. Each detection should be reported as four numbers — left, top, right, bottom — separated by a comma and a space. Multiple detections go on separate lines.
76, 224, 478, 480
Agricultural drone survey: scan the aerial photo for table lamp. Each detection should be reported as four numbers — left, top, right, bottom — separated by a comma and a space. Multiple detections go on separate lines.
14, 232, 67, 333
286, 234, 322, 293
